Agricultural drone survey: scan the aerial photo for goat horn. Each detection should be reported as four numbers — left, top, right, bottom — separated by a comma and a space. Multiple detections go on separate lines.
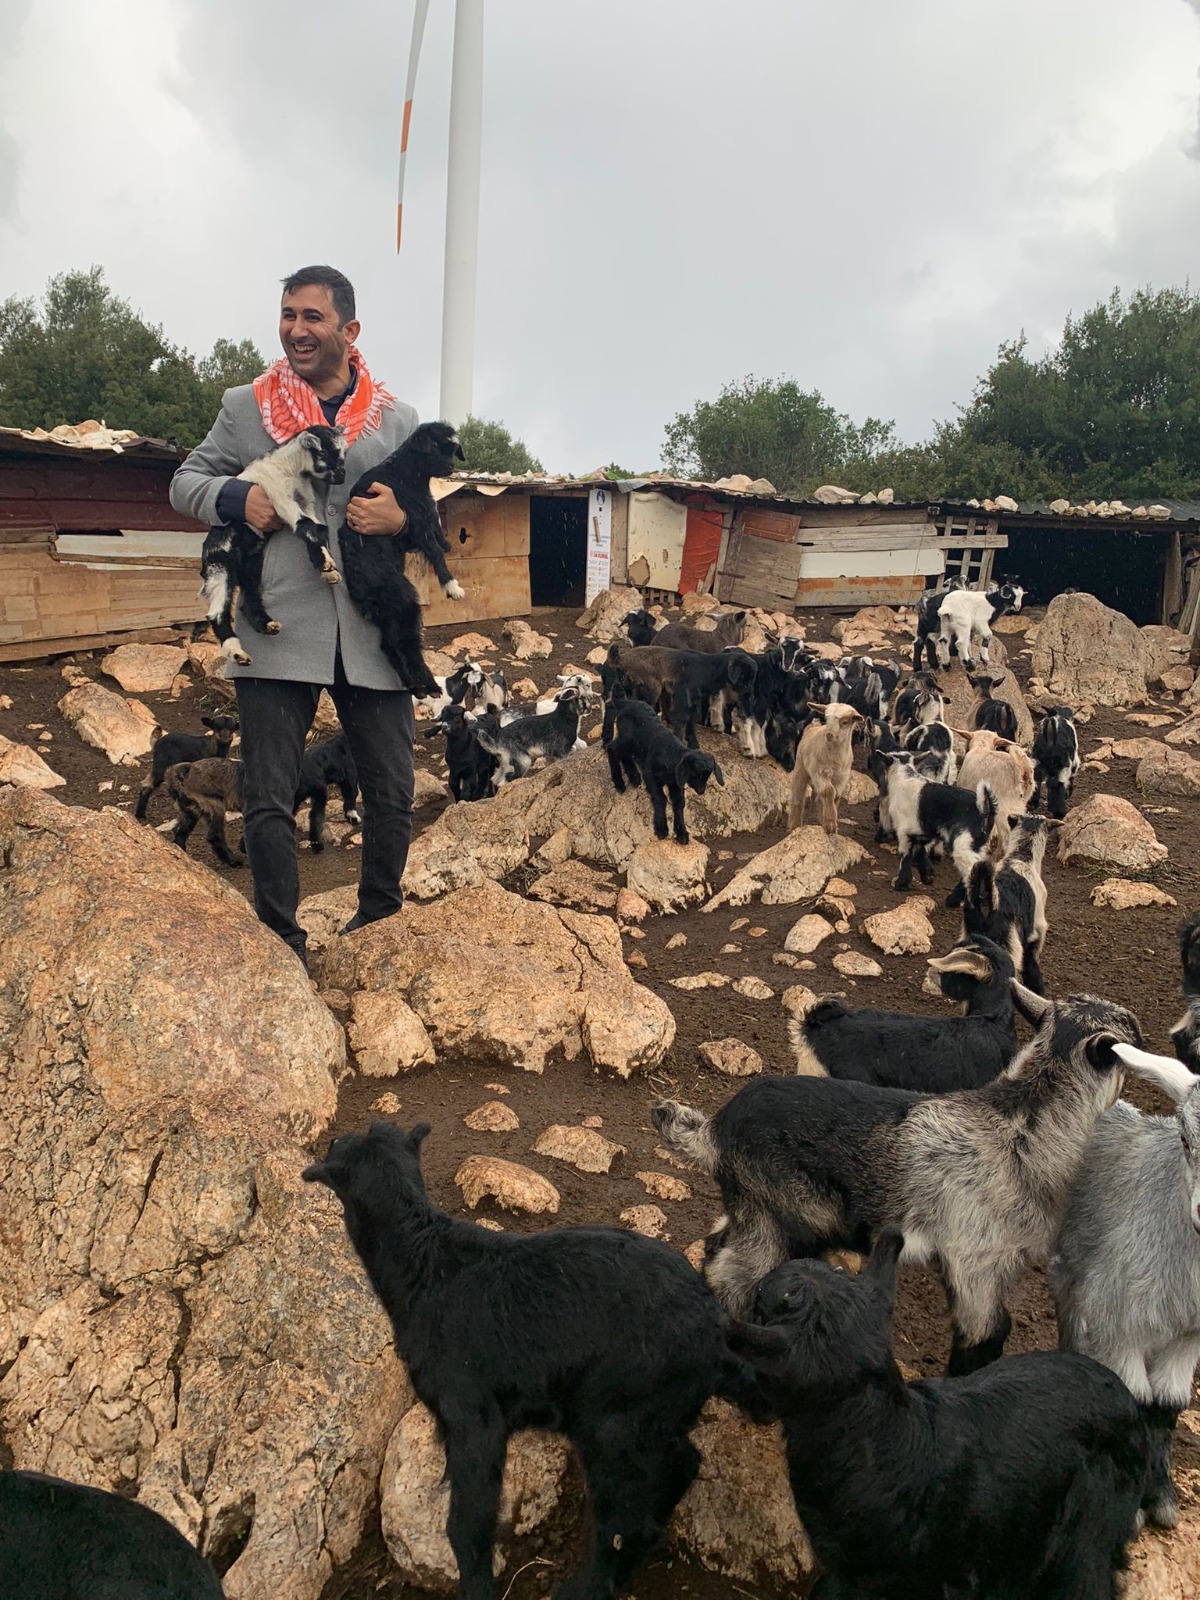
1113, 1043, 1199, 1105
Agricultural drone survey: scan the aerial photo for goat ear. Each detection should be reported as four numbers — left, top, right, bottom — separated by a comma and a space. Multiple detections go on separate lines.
928, 945, 993, 982
1011, 981, 1052, 1028
727, 1321, 791, 1365
865, 1226, 904, 1305
712, 760, 725, 786
1113, 1043, 1199, 1104
1084, 1032, 1121, 1072
409, 1122, 432, 1150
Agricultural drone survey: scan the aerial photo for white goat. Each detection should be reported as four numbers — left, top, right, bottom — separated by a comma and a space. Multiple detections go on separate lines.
936, 583, 1024, 672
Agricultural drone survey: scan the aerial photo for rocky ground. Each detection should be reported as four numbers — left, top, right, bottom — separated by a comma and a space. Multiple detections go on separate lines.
1, 594, 1198, 1600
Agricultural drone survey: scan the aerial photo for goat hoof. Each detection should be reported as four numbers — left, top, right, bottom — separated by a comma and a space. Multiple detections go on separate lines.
323, 569, 341, 585
233, 651, 252, 665
444, 579, 466, 600
266, 621, 282, 634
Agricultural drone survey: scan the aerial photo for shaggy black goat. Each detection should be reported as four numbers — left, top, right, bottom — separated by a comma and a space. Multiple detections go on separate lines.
135, 714, 238, 822
339, 421, 465, 696
1031, 705, 1081, 819
963, 813, 1052, 993
200, 425, 347, 664
0, 1468, 225, 1599
969, 672, 1019, 740
731, 1229, 1148, 1600
604, 643, 756, 747
624, 608, 659, 646
165, 757, 245, 866
293, 733, 360, 851
790, 937, 1018, 1092
653, 983, 1140, 1371
423, 704, 497, 802
651, 610, 747, 654
602, 689, 724, 844
303, 1120, 756, 1600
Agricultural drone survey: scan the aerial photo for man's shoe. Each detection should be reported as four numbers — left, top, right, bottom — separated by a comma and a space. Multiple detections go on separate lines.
341, 908, 402, 935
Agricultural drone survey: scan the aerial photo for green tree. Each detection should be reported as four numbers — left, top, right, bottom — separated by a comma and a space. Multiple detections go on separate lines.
456, 413, 544, 474
0, 267, 265, 447
662, 375, 897, 496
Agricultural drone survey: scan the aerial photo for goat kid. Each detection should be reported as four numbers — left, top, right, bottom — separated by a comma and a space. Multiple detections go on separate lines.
1031, 705, 1081, 819
424, 705, 497, 802
1051, 1043, 1200, 1530
969, 672, 1019, 740
790, 937, 1018, 1093
303, 1121, 757, 1600
731, 1229, 1148, 1600
787, 703, 863, 835
956, 729, 1035, 854
200, 425, 347, 664
135, 714, 238, 822
653, 983, 1139, 1372
293, 733, 360, 851
651, 609, 747, 654
602, 690, 724, 844
339, 421, 465, 696
963, 813, 1052, 994
473, 689, 583, 785
936, 583, 1025, 673
883, 752, 996, 898
911, 578, 965, 671
164, 757, 245, 866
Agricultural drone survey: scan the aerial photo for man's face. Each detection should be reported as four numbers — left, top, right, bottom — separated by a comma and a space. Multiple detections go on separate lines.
278, 284, 360, 386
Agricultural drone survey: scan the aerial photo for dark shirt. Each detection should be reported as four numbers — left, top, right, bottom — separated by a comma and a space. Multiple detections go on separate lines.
213, 367, 357, 526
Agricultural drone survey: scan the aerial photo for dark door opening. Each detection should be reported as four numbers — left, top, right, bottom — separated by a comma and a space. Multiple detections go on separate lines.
529, 495, 588, 607
1000, 526, 1168, 627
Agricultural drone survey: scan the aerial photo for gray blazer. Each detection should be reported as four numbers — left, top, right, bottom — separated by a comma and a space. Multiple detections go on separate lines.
170, 383, 420, 688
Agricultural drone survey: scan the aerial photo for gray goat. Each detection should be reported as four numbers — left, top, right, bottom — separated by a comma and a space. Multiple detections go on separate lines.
653, 984, 1140, 1375
1050, 1042, 1200, 1530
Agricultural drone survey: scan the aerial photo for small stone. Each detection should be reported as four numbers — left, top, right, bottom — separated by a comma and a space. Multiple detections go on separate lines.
0, 694, 11, 709
1090, 879, 1178, 910
665, 932, 688, 950
832, 951, 883, 978
720, 943, 742, 955
319, 988, 350, 1012
748, 926, 768, 938
717, 850, 734, 861
825, 879, 858, 898
620, 1205, 669, 1239
582, 1115, 603, 1128
616, 887, 652, 923
683, 1239, 706, 1270
772, 952, 799, 967
455, 1157, 560, 1215
780, 984, 819, 1018
636, 1171, 693, 1202
464, 1100, 521, 1133
698, 1038, 764, 1077
784, 914, 835, 955
627, 951, 648, 968
862, 897, 936, 957
1125, 712, 1174, 728
670, 972, 730, 990
626, 927, 645, 940
476, 1218, 504, 1232
370, 1092, 403, 1115
485, 1083, 510, 1095
653, 1144, 690, 1169
732, 976, 774, 1000
448, 632, 496, 657
1161, 665, 1195, 692
533, 1124, 624, 1174
730, 917, 750, 931
98, 781, 113, 792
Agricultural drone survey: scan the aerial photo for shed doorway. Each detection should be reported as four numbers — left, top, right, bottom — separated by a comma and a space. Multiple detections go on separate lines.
529, 495, 588, 607
1000, 526, 1169, 627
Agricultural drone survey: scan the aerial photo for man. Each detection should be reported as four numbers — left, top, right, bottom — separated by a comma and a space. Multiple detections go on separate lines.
171, 265, 419, 968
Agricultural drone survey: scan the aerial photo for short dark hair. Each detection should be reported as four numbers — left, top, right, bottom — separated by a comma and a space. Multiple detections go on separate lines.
281, 265, 356, 326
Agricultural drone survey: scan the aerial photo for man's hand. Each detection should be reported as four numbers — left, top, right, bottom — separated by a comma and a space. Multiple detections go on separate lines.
345, 482, 408, 536
244, 484, 284, 533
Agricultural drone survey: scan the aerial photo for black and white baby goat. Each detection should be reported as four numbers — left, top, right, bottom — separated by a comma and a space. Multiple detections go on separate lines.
962, 812, 1052, 993
293, 733, 360, 851
1031, 704, 1080, 819
339, 421, 465, 696
472, 689, 583, 786
200, 424, 347, 664
303, 1120, 756, 1600
882, 751, 996, 898
135, 714, 238, 821
602, 689, 724, 844
654, 983, 1140, 1371
911, 577, 965, 671
790, 937, 1018, 1093
423, 704, 497, 802
936, 582, 1025, 672
0, 1468, 226, 1600
732, 1229, 1148, 1600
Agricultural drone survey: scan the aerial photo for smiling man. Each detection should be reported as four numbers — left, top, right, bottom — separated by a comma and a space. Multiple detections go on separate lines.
170, 265, 420, 968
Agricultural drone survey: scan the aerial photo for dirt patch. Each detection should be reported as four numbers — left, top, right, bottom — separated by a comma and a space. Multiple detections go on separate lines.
6, 604, 1198, 1600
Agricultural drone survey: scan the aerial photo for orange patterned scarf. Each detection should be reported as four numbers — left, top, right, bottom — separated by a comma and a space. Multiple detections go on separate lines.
252, 345, 395, 447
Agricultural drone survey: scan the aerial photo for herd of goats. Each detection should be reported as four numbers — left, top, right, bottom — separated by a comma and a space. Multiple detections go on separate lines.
6, 419, 1199, 1599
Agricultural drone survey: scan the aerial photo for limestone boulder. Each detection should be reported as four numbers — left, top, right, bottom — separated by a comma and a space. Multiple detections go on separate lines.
1139, 625, 1191, 688
1137, 747, 1200, 799
502, 618, 553, 660
1031, 593, 1150, 707
833, 606, 904, 650
1111, 738, 1170, 762
412, 768, 446, 808
455, 1157, 560, 1215
532, 1124, 625, 1173
0, 734, 65, 788
347, 992, 436, 1074
1057, 794, 1168, 872
1166, 713, 1200, 746
102, 643, 188, 694
863, 897, 936, 956
704, 827, 869, 910
625, 838, 710, 912
843, 769, 879, 806
527, 859, 618, 913
576, 584, 646, 644
1090, 880, 1178, 910
447, 632, 496, 657
402, 800, 531, 899
58, 681, 159, 763
187, 639, 226, 679
1161, 665, 1195, 693
307, 879, 676, 1078
463, 1100, 520, 1133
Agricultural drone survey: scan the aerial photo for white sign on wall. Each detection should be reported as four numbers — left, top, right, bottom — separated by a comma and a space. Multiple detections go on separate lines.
585, 487, 613, 605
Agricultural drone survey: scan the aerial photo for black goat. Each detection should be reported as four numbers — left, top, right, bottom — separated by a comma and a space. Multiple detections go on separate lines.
303, 1121, 756, 1600
424, 704, 497, 802
624, 608, 659, 646
604, 643, 756, 747
200, 425, 347, 664
165, 757, 245, 866
602, 689, 724, 844
293, 733, 359, 851
1170, 910, 1200, 1068
791, 937, 1017, 1092
339, 421, 465, 696
963, 813, 1052, 994
891, 672, 944, 734
1031, 705, 1080, 819
0, 1468, 225, 1599
730, 1229, 1148, 1600
651, 610, 747, 653
883, 752, 996, 898
969, 672, 1019, 740
472, 691, 583, 785
135, 714, 238, 821
911, 578, 965, 671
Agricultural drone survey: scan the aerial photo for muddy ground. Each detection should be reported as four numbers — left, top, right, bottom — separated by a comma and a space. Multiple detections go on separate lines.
4, 602, 1198, 1600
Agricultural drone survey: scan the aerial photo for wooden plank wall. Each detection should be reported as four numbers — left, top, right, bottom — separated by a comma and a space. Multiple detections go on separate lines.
413, 490, 532, 624
0, 545, 206, 657
0, 457, 200, 532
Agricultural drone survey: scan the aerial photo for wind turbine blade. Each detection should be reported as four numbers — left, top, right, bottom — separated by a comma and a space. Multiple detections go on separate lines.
397, 0, 431, 253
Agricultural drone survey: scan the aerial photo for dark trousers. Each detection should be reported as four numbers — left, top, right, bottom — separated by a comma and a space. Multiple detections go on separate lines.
234, 669, 415, 960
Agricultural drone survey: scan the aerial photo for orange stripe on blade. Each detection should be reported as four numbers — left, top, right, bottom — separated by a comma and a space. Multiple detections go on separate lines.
396, 203, 404, 254
401, 99, 413, 153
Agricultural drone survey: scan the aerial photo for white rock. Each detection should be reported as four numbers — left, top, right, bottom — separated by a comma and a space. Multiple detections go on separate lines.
531, 1124, 624, 1174
0, 736, 65, 789
705, 828, 868, 910
698, 1038, 764, 1076
57, 682, 158, 764
784, 914, 835, 954
625, 839, 709, 913
862, 897, 936, 956
732, 976, 774, 1000
1058, 794, 1168, 872
832, 951, 883, 978
463, 1101, 520, 1133
636, 1171, 692, 1202
620, 1204, 669, 1238
1090, 880, 1177, 911
455, 1157, 560, 1215
101, 643, 187, 694
347, 992, 436, 1074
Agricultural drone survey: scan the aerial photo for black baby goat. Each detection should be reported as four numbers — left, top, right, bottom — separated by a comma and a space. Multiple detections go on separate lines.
293, 733, 360, 851
339, 421, 466, 696
602, 688, 724, 844
303, 1120, 756, 1600
731, 1229, 1148, 1600
135, 714, 238, 822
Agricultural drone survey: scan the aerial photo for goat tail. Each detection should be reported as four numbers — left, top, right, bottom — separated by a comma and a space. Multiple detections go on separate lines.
976, 779, 998, 836
471, 722, 503, 756
968, 858, 998, 919
650, 1099, 719, 1175
1179, 911, 1200, 999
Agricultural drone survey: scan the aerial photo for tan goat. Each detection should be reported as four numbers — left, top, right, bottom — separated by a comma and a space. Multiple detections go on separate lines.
787, 703, 864, 834
956, 729, 1035, 853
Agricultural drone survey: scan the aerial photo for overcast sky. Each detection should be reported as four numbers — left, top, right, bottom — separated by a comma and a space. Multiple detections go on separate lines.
2, 0, 1199, 472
